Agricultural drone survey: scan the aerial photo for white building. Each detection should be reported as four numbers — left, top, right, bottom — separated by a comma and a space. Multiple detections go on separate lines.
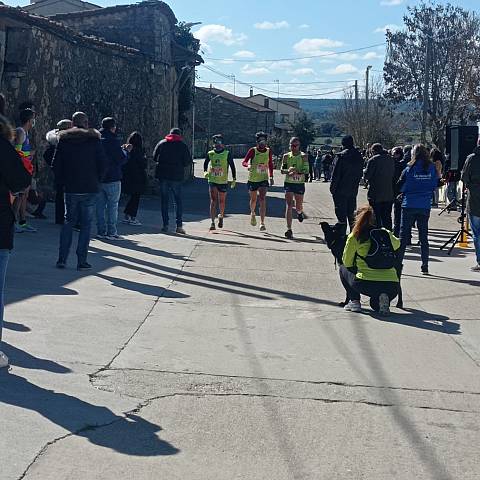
246, 92, 302, 130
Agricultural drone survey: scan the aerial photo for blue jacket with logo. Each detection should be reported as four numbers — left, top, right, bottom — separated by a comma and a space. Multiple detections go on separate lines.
400, 162, 438, 209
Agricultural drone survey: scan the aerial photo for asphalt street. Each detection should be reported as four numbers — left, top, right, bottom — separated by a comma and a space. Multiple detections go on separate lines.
1, 160, 479, 480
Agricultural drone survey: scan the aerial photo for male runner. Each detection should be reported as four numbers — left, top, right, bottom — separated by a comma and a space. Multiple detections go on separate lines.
281, 137, 309, 239
242, 132, 274, 231
204, 134, 236, 230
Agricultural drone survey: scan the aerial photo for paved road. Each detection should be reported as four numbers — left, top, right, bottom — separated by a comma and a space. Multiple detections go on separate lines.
1, 160, 480, 479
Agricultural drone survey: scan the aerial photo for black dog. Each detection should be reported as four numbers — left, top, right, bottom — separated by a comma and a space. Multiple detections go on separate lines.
320, 221, 404, 309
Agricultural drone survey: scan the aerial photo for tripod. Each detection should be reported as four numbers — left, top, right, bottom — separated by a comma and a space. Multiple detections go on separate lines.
438, 197, 457, 216
440, 188, 471, 255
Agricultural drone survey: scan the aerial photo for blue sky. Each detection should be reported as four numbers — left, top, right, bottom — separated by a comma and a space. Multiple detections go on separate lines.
6, 0, 479, 98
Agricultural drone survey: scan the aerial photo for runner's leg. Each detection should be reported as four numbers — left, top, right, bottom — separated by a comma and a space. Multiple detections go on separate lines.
209, 186, 218, 221
258, 187, 267, 225
285, 192, 294, 230
295, 193, 304, 215
218, 191, 226, 218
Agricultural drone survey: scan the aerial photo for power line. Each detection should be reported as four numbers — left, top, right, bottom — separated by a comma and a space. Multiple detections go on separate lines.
196, 79, 354, 85
204, 43, 385, 63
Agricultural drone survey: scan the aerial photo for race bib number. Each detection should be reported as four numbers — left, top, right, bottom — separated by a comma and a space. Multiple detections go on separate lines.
256, 163, 268, 174
290, 173, 304, 182
211, 167, 224, 177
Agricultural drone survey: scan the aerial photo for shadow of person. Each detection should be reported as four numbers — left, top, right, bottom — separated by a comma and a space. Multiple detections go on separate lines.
1, 343, 72, 373
0, 371, 179, 457
2, 321, 31, 332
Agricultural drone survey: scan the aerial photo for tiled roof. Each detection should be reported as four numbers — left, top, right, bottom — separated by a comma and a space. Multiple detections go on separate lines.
197, 87, 274, 112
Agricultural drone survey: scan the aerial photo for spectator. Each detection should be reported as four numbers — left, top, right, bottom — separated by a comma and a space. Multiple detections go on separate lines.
398, 144, 438, 275
153, 127, 193, 234
53, 111, 106, 271
314, 150, 322, 181
339, 204, 400, 315
330, 135, 364, 233
122, 131, 147, 226
13, 108, 36, 233
307, 149, 315, 182
321, 152, 333, 182
0, 113, 32, 368
0, 94, 5, 116
96, 117, 128, 240
430, 148, 444, 207
364, 143, 395, 230
392, 146, 406, 237
461, 143, 480, 272
44, 119, 73, 224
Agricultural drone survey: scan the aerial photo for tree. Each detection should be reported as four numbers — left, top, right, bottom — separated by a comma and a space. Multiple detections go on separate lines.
384, 3, 480, 149
291, 113, 316, 150
333, 79, 408, 148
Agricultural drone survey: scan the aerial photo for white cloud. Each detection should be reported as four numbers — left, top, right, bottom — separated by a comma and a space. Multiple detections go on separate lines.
233, 50, 256, 58
380, 0, 403, 6
292, 68, 315, 76
363, 51, 383, 60
193, 24, 247, 50
219, 59, 235, 65
327, 64, 359, 75
374, 24, 400, 34
299, 24, 310, 29
241, 64, 270, 75
254, 21, 290, 30
293, 38, 344, 56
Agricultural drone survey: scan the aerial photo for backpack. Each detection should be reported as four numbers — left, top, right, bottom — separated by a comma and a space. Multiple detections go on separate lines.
357, 228, 396, 269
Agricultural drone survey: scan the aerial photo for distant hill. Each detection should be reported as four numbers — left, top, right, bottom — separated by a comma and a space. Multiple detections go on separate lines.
280, 98, 342, 121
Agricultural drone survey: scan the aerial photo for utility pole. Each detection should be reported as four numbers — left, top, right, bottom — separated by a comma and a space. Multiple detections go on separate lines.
365, 65, 372, 119
354, 80, 359, 113
421, 32, 432, 145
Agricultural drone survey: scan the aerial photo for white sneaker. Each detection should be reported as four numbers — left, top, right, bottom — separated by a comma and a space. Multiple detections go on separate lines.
259, 223, 266, 231
378, 293, 390, 315
344, 300, 361, 312
129, 218, 142, 226
106, 234, 123, 240
471, 264, 480, 272
0, 351, 9, 369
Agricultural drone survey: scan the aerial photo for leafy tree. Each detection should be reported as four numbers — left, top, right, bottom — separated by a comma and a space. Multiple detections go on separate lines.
384, 2, 480, 149
291, 113, 316, 150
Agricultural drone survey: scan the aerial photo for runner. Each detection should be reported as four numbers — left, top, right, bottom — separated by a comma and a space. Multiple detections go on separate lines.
281, 137, 309, 239
204, 134, 236, 231
242, 132, 274, 231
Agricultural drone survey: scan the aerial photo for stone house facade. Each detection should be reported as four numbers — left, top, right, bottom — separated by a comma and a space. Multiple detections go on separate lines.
23, 0, 100, 16
0, 1, 201, 183
195, 86, 275, 155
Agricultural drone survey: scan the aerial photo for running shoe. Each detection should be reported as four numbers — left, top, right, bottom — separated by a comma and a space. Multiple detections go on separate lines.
259, 223, 266, 231
96, 233, 107, 239
15, 224, 24, 234
18, 223, 37, 233
250, 213, 257, 226
129, 218, 142, 226
122, 216, 132, 224
209, 222, 216, 231
106, 234, 123, 240
0, 351, 9, 369
176, 226, 186, 235
344, 300, 361, 312
378, 293, 390, 315
285, 229, 293, 239
298, 212, 304, 223
471, 264, 480, 272
218, 216, 224, 229
421, 265, 429, 275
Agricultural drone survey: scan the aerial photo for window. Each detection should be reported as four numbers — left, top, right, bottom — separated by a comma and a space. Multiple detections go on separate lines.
264, 98, 270, 108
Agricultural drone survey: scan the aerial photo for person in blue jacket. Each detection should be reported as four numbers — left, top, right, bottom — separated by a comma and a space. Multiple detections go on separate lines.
398, 144, 439, 275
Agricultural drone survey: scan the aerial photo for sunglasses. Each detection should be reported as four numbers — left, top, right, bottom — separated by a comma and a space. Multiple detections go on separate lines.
290, 143, 300, 147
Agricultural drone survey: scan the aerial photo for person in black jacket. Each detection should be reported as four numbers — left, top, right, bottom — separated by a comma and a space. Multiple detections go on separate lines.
392, 146, 407, 236
96, 117, 128, 240
330, 135, 364, 233
0, 114, 32, 368
53, 112, 106, 271
364, 143, 395, 230
122, 131, 147, 226
153, 127, 193, 234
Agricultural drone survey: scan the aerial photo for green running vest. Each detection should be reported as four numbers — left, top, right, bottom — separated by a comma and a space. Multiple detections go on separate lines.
248, 147, 270, 183
283, 151, 308, 184
208, 149, 229, 184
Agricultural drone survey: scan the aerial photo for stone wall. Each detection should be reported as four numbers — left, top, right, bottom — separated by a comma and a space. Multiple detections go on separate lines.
0, 6, 178, 186
195, 88, 275, 148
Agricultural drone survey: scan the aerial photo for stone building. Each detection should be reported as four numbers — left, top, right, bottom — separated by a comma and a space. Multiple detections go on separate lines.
0, 1, 201, 182
195, 86, 275, 155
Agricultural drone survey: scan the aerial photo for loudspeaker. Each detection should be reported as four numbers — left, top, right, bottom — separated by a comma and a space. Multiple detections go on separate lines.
446, 125, 479, 170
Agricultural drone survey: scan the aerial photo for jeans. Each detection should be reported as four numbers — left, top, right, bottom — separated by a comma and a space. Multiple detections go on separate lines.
400, 208, 430, 268
371, 201, 393, 231
55, 184, 65, 224
447, 182, 458, 204
0, 250, 10, 343
159, 180, 183, 227
333, 194, 357, 231
339, 265, 398, 308
59, 193, 97, 265
470, 214, 480, 264
96, 181, 121, 236
124, 194, 141, 218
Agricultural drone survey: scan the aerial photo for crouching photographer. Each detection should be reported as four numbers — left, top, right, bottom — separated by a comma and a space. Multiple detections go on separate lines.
339, 204, 401, 315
